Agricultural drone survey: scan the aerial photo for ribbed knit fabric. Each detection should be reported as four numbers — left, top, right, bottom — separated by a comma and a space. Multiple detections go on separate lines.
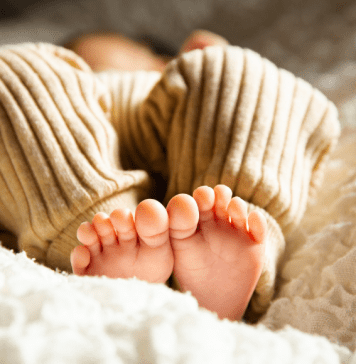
103, 46, 340, 316
0, 43, 152, 271
0, 43, 340, 318
96, 71, 162, 171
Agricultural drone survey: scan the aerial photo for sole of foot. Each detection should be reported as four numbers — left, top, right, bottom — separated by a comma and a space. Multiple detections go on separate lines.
166, 184, 267, 321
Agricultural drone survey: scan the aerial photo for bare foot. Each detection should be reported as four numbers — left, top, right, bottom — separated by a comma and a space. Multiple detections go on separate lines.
166, 185, 266, 321
70, 199, 174, 283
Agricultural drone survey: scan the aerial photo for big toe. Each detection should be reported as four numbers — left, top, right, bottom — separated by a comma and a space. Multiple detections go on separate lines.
135, 199, 169, 247
166, 194, 199, 239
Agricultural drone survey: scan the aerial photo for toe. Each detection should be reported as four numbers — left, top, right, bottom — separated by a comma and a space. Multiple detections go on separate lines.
71, 245, 90, 275
193, 186, 215, 222
77, 221, 101, 257
214, 185, 232, 222
248, 210, 267, 244
92, 212, 117, 246
135, 199, 170, 247
110, 208, 137, 248
228, 196, 248, 232
167, 194, 199, 239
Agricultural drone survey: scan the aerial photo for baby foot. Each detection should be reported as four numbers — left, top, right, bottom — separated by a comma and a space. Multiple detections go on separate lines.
166, 185, 266, 321
70, 199, 174, 283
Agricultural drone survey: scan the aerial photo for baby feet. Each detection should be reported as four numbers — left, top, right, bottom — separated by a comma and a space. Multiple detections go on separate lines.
166, 185, 266, 321
71, 185, 267, 321
70, 199, 174, 283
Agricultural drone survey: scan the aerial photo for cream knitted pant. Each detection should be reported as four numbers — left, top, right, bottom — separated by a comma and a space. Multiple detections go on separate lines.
0, 43, 340, 318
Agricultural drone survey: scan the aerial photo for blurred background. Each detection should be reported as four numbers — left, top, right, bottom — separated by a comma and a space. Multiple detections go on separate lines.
0, 0, 355, 127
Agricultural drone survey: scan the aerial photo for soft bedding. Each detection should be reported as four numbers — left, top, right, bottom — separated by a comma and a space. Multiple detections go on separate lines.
261, 126, 356, 353
0, 251, 349, 363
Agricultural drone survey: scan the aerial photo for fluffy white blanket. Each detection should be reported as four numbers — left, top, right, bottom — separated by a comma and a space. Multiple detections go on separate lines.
1, 128, 356, 363
0, 249, 350, 364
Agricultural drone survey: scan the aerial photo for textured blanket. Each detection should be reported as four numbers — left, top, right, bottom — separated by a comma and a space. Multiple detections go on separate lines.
1, 127, 356, 363
0, 247, 350, 363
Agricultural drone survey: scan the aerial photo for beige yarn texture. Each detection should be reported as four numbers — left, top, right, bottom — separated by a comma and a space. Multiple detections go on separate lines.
0, 43, 153, 270
0, 43, 340, 318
